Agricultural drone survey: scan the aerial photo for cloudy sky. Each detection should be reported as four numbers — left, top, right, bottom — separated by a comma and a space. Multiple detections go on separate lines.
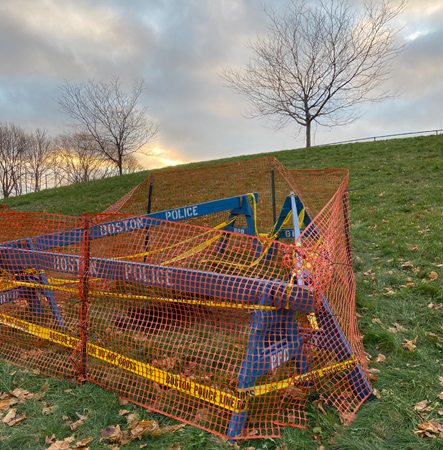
0, 0, 442, 168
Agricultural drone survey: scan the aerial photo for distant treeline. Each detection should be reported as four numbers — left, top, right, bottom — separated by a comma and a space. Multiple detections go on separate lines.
0, 122, 144, 199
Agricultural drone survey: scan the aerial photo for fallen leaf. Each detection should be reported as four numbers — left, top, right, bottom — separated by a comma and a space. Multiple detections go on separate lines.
126, 413, 138, 425
2, 408, 26, 426
151, 357, 176, 371
428, 271, 438, 281
157, 423, 186, 435
401, 262, 414, 268
101, 425, 122, 442
119, 409, 130, 416
414, 400, 433, 412
406, 283, 415, 287
388, 322, 408, 333
41, 402, 57, 415
374, 354, 386, 363
438, 392, 443, 400
413, 268, 420, 274
70, 414, 88, 431
313, 399, 327, 416
383, 287, 395, 295
372, 388, 381, 398
72, 437, 94, 449
428, 303, 443, 310
372, 317, 382, 324
118, 397, 128, 406
130, 420, 160, 439
47, 437, 75, 450
10, 388, 33, 403
0, 395, 19, 411
410, 246, 419, 252
402, 336, 418, 352
413, 429, 436, 438
194, 408, 209, 424
45, 434, 56, 444
439, 376, 443, 388
339, 412, 352, 424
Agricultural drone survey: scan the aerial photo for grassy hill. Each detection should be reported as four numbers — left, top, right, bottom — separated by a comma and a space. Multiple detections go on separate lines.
1, 134, 443, 449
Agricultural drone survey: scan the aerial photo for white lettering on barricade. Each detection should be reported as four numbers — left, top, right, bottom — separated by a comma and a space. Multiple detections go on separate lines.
0, 289, 19, 305
123, 263, 174, 288
270, 348, 290, 370
54, 255, 80, 273
165, 205, 198, 221
99, 217, 144, 237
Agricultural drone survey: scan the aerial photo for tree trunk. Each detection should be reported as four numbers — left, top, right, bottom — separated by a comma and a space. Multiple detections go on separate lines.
306, 121, 311, 148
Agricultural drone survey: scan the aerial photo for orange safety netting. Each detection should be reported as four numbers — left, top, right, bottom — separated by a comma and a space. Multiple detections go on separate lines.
0, 157, 372, 439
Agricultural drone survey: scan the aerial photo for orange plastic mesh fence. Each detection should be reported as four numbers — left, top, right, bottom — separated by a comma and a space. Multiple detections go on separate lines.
0, 157, 372, 439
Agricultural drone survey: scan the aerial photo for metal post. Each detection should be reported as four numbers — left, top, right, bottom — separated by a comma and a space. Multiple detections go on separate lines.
290, 192, 301, 242
270, 160, 277, 224
144, 179, 154, 261
78, 214, 90, 383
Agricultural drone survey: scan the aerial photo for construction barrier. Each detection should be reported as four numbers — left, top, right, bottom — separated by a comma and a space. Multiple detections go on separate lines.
0, 157, 372, 439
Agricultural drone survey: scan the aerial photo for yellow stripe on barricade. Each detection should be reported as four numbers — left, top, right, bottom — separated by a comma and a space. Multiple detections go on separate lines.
3, 278, 278, 311
0, 312, 246, 413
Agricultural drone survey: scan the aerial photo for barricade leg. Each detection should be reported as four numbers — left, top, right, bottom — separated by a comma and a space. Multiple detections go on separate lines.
314, 295, 372, 400
227, 308, 306, 438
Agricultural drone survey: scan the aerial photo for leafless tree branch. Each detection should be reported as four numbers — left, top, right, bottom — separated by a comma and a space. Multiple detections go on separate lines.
221, 0, 407, 147
57, 77, 158, 174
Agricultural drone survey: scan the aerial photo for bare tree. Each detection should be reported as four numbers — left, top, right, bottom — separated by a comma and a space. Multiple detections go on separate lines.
54, 133, 112, 184
57, 77, 158, 174
222, 0, 407, 147
26, 128, 54, 192
0, 122, 28, 198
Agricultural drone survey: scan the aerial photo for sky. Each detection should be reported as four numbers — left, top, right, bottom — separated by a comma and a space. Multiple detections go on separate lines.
0, 0, 442, 169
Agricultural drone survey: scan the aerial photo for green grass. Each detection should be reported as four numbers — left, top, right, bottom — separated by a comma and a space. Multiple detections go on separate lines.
1, 134, 443, 449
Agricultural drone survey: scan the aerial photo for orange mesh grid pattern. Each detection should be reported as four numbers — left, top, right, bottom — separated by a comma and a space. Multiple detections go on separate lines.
0, 157, 372, 439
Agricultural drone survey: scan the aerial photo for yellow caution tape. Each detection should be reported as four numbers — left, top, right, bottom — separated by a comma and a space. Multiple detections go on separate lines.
0, 312, 246, 413
116, 217, 236, 261
0, 312, 359, 411
242, 356, 358, 397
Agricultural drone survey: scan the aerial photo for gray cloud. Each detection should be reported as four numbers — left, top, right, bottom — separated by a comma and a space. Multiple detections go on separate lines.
0, 0, 442, 167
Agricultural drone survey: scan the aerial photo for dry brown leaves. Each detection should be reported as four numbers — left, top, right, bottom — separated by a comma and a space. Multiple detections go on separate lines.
368, 367, 380, 381
151, 357, 176, 371
427, 303, 443, 310
388, 323, 407, 333
2, 408, 26, 426
374, 354, 386, 363
402, 336, 418, 352
401, 261, 414, 269
414, 400, 433, 412
69, 414, 89, 431
72, 437, 94, 449
413, 419, 443, 439
46, 436, 75, 450
0, 393, 18, 411
313, 399, 327, 416
100, 420, 186, 447
428, 271, 439, 281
